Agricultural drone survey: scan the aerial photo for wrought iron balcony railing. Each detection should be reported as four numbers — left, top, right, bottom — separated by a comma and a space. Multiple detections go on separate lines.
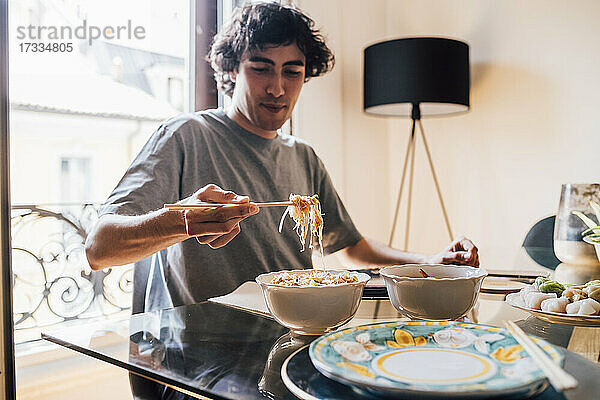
11, 203, 133, 344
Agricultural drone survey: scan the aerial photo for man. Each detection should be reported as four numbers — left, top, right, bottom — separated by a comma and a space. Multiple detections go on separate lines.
85, 2, 478, 313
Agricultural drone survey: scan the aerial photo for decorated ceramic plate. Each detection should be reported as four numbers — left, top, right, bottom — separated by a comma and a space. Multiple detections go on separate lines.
505, 292, 600, 327
309, 320, 561, 398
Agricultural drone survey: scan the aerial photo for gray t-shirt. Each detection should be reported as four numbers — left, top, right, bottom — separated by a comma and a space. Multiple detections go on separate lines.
101, 109, 362, 310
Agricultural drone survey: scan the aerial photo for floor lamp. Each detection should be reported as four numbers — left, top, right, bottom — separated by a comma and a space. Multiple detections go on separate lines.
363, 37, 470, 250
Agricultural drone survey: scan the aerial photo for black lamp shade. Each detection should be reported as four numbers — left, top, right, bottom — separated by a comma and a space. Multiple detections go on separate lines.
364, 37, 470, 117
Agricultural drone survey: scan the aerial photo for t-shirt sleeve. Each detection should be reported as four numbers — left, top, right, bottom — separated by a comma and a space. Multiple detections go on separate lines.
313, 153, 363, 255
100, 125, 184, 217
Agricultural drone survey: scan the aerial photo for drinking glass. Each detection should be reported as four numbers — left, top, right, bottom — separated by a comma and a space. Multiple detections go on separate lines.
554, 183, 600, 266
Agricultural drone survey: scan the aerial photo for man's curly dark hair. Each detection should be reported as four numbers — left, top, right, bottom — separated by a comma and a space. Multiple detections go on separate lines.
208, 2, 335, 97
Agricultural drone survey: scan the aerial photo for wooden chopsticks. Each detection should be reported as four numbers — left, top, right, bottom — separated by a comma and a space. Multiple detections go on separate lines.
504, 320, 578, 391
164, 201, 293, 211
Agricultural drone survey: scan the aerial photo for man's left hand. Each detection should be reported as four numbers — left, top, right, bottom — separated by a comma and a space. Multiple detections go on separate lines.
430, 236, 479, 267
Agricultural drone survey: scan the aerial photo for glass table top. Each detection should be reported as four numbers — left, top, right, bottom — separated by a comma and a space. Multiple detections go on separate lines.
42, 285, 600, 400
41, 248, 600, 399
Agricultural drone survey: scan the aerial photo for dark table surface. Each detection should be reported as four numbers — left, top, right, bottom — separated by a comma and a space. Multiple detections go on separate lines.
42, 291, 600, 400
41, 247, 600, 399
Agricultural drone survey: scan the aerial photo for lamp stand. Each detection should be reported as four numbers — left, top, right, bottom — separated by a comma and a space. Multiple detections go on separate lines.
388, 104, 454, 250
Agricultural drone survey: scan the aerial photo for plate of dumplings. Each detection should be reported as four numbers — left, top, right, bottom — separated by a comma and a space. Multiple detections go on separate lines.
505, 277, 600, 326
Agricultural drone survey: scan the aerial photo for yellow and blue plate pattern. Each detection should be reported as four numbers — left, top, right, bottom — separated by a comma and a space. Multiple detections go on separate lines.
309, 320, 562, 397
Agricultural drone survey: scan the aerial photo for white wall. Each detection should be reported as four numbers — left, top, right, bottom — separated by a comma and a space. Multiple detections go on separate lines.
293, 1, 346, 195
297, 0, 390, 242
298, 0, 600, 267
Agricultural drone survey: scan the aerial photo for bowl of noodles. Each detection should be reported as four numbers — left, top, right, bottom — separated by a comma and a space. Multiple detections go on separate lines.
256, 269, 370, 335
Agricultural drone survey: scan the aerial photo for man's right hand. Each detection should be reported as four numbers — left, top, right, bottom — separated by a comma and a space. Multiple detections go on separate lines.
180, 184, 259, 248
86, 184, 259, 269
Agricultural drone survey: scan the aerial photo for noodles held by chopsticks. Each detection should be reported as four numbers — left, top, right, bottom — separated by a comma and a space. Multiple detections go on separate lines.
279, 194, 324, 255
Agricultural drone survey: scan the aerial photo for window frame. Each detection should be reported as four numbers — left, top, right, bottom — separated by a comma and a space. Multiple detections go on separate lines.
1, 0, 17, 397
189, 0, 218, 111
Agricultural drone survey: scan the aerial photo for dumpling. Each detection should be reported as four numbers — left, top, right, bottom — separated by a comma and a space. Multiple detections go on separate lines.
565, 298, 600, 316
563, 288, 588, 302
519, 284, 540, 304
524, 292, 557, 310
583, 284, 600, 302
584, 280, 600, 287
540, 296, 569, 313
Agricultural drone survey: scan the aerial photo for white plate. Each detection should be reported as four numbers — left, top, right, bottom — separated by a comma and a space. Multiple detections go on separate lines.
505, 292, 600, 326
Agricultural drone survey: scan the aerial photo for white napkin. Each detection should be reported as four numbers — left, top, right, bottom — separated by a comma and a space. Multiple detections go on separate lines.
208, 281, 271, 318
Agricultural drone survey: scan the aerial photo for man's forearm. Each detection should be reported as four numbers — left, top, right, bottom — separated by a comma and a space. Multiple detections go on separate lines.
85, 209, 187, 270
339, 238, 431, 268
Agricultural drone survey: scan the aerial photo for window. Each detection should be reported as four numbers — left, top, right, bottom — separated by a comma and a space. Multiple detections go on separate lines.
168, 76, 185, 111
5, 1, 228, 398
60, 157, 91, 203
9, 0, 192, 347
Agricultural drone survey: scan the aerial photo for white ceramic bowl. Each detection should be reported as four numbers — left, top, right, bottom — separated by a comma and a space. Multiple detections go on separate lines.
256, 269, 370, 335
380, 264, 487, 320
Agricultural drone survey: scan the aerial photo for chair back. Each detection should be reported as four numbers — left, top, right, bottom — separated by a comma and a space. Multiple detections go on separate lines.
522, 215, 561, 269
